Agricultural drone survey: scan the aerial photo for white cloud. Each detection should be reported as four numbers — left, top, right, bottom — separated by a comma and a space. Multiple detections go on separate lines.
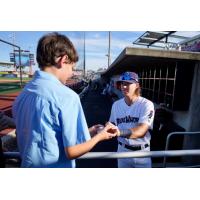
69, 33, 140, 70
86, 57, 108, 70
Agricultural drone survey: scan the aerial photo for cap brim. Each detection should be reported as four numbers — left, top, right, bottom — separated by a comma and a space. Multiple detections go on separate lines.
117, 80, 138, 84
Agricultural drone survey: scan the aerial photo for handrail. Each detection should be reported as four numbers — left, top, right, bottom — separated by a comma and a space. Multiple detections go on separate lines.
78, 150, 200, 159
4, 130, 200, 168
163, 131, 200, 167
4, 149, 200, 160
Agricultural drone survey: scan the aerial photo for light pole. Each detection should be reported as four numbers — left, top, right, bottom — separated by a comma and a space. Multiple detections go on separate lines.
0, 38, 23, 88
28, 46, 33, 75
8, 32, 16, 71
107, 31, 111, 68
83, 31, 86, 77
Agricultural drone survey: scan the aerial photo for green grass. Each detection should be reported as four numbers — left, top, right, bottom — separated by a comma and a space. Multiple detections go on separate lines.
0, 82, 25, 86
0, 85, 17, 90
0, 81, 27, 94
0, 88, 22, 95
0, 82, 20, 86
0, 77, 31, 81
0, 73, 32, 96
0, 72, 9, 74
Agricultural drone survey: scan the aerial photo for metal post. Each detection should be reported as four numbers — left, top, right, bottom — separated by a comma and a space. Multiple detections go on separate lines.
18, 47, 22, 88
9, 32, 16, 71
163, 131, 200, 167
83, 31, 86, 77
108, 31, 111, 67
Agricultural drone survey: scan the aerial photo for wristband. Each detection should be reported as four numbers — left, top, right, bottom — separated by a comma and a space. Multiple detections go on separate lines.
119, 129, 132, 137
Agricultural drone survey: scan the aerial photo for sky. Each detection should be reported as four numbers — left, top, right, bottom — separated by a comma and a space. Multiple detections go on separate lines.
0, 31, 144, 72
1, 31, 200, 72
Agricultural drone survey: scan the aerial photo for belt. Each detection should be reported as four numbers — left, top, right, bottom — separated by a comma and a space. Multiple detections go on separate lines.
118, 141, 149, 151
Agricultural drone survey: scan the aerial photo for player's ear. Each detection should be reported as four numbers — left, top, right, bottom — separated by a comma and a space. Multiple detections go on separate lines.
136, 82, 139, 88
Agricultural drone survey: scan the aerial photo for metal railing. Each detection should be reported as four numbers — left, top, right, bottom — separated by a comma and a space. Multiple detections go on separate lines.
3, 149, 200, 168
78, 150, 200, 160
3, 131, 200, 168
163, 131, 200, 167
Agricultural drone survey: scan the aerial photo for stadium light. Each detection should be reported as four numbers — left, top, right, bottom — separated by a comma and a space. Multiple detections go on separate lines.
0, 38, 23, 88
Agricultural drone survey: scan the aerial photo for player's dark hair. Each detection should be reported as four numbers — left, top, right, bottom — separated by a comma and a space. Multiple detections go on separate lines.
36, 32, 78, 69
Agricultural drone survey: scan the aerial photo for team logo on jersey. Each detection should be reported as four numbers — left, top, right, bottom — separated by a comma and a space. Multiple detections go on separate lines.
116, 115, 139, 125
148, 110, 154, 121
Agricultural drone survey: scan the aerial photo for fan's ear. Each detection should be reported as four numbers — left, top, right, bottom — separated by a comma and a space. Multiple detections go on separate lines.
55, 55, 69, 68
61, 55, 69, 64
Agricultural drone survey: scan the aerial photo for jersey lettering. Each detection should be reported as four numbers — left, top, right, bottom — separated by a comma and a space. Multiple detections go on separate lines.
116, 115, 139, 125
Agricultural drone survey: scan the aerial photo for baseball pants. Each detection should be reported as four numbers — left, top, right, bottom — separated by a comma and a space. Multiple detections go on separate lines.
117, 144, 152, 168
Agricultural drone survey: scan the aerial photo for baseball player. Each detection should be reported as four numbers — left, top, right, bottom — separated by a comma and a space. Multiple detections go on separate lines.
109, 71, 155, 168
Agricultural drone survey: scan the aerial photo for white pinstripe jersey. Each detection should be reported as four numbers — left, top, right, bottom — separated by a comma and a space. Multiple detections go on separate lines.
109, 96, 155, 146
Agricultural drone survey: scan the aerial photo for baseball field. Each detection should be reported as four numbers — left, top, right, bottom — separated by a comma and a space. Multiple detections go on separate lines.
0, 77, 31, 115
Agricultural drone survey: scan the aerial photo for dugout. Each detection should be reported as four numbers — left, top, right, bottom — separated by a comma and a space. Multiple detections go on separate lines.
102, 47, 200, 164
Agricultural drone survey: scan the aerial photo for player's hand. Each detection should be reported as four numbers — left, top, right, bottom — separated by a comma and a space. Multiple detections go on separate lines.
105, 121, 120, 136
97, 122, 118, 141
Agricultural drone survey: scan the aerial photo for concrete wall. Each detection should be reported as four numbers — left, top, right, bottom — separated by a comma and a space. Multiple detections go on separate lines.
181, 62, 200, 164
187, 62, 200, 131
173, 111, 191, 131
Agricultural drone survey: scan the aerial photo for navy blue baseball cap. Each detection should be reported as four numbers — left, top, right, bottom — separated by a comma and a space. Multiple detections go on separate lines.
118, 71, 139, 83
